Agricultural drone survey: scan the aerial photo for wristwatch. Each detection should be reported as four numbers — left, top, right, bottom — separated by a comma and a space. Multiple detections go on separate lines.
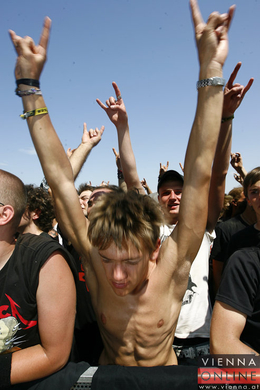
197, 77, 225, 89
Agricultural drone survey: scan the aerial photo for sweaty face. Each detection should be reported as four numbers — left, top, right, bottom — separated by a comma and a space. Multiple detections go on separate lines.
247, 180, 260, 218
98, 241, 152, 297
158, 180, 183, 225
79, 190, 92, 216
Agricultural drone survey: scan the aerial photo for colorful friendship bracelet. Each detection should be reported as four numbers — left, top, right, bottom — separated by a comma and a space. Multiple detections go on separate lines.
20, 107, 48, 120
16, 88, 42, 97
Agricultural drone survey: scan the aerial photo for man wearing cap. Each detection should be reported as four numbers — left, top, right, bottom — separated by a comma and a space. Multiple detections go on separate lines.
158, 169, 215, 364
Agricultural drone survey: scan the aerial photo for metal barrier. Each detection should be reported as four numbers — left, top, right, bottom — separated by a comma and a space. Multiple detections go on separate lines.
70, 366, 98, 390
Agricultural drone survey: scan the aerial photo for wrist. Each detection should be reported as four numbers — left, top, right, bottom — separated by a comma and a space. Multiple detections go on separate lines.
199, 62, 223, 80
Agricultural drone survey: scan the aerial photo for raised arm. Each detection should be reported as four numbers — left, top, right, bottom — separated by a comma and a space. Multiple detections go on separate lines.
207, 62, 253, 232
171, 0, 235, 269
112, 147, 127, 191
230, 151, 247, 182
96, 83, 145, 194
69, 122, 104, 181
9, 18, 93, 255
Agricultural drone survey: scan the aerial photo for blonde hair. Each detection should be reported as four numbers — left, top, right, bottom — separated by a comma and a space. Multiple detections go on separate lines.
88, 189, 164, 254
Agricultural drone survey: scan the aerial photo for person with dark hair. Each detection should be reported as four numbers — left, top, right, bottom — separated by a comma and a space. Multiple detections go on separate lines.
0, 170, 77, 387
78, 183, 94, 217
18, 184, 55, 234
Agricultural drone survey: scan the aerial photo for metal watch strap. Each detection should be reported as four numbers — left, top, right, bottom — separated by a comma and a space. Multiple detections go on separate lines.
197, 77, 225, 89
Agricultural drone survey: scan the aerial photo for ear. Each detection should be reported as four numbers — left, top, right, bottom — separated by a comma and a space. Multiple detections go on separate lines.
32, 209, 41, 220
246, 197, 251, 206
150, 238, 161, 262
0, 205, 15, 226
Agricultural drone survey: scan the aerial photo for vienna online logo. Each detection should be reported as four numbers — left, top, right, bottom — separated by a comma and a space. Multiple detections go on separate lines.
198, 355, 260, 390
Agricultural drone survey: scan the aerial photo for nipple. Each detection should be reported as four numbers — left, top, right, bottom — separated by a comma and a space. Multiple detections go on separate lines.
157, 319, 164, 328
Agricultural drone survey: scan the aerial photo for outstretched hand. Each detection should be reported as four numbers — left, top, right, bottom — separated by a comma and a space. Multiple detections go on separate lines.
81, 122, 105, 148
9, 17, 51, 81
96, 82, 128, 129
230, 152, 243, 172
190, 0, 235, 69
159, 161, 169, 177
223, 62, 254, 117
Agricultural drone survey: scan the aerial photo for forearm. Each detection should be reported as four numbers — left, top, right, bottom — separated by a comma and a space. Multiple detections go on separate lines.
20, 89, 74, 189
210, 337, 258, 355
69, 142, 93, 181
207, 120, 232, 231
116, 123, 145, 193
185, 65, 224, 196
10, 343, 70, 384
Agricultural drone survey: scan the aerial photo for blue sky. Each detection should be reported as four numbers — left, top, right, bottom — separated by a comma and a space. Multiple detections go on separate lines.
1, 0, 259, 193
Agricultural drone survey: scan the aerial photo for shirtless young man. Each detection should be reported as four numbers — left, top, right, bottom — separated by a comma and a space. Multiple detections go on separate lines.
10, 0, 234, 366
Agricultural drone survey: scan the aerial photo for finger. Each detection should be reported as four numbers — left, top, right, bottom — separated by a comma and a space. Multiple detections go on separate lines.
227, 62, 242, 88
83, 122, 87, 133
166, 161, 169, 168
9, 30, 21, 54
112, 147, 119, 157
96, 98, 107, 110
225, 5, 236, 32
99, 125, 105, 135
112, 81, 122, 100
207, 12, 228, 33
109, 96, 116, 105
241, 78, 254, 97
38, 17, 52, 51
190, 0, 204, 30
160, 163, 162, 169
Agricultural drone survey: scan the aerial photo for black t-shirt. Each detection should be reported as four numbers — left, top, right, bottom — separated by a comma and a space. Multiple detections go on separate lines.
0, 232, 76, 353
210, 214, 249, 263
216, 247, 260, 353
227, 224, 260, 260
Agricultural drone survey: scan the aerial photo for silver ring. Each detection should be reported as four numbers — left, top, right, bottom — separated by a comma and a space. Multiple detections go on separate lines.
117, 95, 122, 100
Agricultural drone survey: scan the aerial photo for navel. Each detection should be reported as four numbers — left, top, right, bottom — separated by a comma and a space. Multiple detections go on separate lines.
157, 319, 164, 328
100, 313, 107, 325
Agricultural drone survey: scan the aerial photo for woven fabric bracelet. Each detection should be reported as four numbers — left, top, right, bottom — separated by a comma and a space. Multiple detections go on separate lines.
221, 114, 234, 123
20, 107, 48, 120
16, 79, 40, 88
16, 88, 42, 97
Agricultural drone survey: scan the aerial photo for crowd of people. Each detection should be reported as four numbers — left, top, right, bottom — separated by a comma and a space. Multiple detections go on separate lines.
1, 0, 259, 388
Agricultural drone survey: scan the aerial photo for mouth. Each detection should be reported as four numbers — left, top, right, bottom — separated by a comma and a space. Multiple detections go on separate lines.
112, 281, 128, 289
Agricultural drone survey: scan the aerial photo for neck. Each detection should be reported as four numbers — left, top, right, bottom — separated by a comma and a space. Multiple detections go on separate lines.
241, 206, 257, 226
0, 238, 16, 270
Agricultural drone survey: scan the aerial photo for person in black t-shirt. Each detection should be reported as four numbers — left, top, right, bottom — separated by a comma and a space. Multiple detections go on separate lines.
0, 169, 76, 387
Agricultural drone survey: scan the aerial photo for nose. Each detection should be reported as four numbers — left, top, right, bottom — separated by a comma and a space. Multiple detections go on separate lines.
113, 264, 127, 281
169, 190, 178, 200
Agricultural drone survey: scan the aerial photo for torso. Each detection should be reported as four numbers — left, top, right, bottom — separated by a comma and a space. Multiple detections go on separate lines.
82, 244, 182, 366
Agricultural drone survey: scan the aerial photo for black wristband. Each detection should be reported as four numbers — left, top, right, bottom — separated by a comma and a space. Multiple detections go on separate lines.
16, 79, 40, 88
0, 353, 12, 389
117, 169, 124, 180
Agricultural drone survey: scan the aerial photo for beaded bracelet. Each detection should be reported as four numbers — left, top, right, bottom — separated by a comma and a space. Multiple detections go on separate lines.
221, 114, 234, 123
16, 88, 42, 97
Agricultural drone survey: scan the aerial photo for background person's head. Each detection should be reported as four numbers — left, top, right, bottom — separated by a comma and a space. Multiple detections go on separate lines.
157, 170, 184, 225
0, 169, 27, 232
18, 185, 55, 233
